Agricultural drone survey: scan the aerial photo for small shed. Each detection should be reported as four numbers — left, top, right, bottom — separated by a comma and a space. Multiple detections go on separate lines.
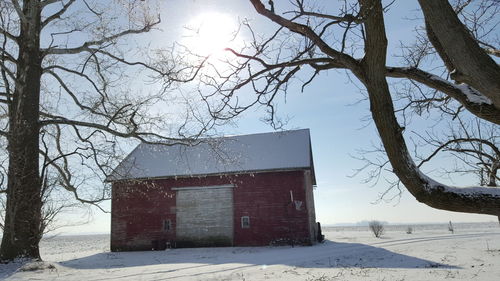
108, 129, 319, 251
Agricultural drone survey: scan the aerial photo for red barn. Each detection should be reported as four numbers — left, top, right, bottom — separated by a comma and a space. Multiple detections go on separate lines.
108, 129, 318, 251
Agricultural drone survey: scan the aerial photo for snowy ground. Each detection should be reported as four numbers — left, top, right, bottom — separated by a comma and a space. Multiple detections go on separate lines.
1, 222, 500, 280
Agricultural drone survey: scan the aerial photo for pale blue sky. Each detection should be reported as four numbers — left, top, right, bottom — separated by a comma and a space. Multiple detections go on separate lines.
60, 0, 496, 235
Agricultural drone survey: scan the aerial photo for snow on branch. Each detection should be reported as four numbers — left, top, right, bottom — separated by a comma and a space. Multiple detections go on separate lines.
427, 73, 492, 105
454, 83, 492, 105
419, 171, 500, 198
386, 66, 500, 125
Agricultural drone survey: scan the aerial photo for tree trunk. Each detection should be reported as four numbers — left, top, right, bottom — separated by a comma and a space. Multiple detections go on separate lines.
0, 1, 42, 261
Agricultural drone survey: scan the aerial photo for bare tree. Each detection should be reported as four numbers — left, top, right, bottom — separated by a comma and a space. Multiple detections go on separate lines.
0, 0, 213, 261
164, 0, 500, 222
369, 220, 384, 238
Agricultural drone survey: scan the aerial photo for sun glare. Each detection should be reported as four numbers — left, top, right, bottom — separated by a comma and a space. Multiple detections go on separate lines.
183, 12, 239, 56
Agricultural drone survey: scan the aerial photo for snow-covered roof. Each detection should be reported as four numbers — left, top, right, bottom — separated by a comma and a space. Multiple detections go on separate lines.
107, 129, 316, 184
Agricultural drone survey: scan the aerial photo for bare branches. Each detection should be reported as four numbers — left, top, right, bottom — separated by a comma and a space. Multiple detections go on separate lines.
297, 11, 362, 24
43, 17, 160, 55
39, 125, 110, 213
39, 149, 109, 213
36, 125, 105, 233
41, 0, 77, 28
41, 0, 62, 7
249, 0, 361, 74
226, 48, 341, 70
290, 0, 362, 25
414, 118, 499, 187
9, 0, 26, 24
0, 27, 17, 43
166, 7, 360, 128
40, 116, 194, 145
43, 69, 110, 117
418, 138, 498, 167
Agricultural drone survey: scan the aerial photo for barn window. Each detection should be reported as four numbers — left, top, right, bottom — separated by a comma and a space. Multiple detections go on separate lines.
241, 216, 250, 228
163, 219, 172, 231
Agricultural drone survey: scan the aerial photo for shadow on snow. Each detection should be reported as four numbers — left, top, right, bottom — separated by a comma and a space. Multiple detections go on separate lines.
5, 232, 490, 279
58, 240, 459, 271
0, 262, 23, 279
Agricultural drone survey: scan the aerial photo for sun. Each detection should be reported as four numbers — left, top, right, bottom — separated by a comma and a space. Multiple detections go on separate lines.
183, 12, 239, 56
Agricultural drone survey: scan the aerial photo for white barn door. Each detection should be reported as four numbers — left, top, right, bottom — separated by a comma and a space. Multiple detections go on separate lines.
175, 185, 234, 246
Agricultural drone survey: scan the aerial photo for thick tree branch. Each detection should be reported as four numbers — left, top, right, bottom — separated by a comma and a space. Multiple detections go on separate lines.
387, 67, 500, 125
418, 0, 500, 109
41, 0, 61, 7
424, 22, 454, 73
484, 48, 500, 57
295, 10, 363, 24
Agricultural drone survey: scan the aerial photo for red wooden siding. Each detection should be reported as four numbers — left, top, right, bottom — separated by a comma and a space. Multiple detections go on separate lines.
111, 170, 316, 251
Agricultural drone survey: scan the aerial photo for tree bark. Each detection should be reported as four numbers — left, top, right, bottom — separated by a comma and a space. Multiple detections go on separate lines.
0, 1, 42, 261
417, 0, 500, 109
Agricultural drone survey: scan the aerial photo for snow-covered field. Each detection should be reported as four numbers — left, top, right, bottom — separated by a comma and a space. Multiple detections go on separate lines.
2, 222, 500, 280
